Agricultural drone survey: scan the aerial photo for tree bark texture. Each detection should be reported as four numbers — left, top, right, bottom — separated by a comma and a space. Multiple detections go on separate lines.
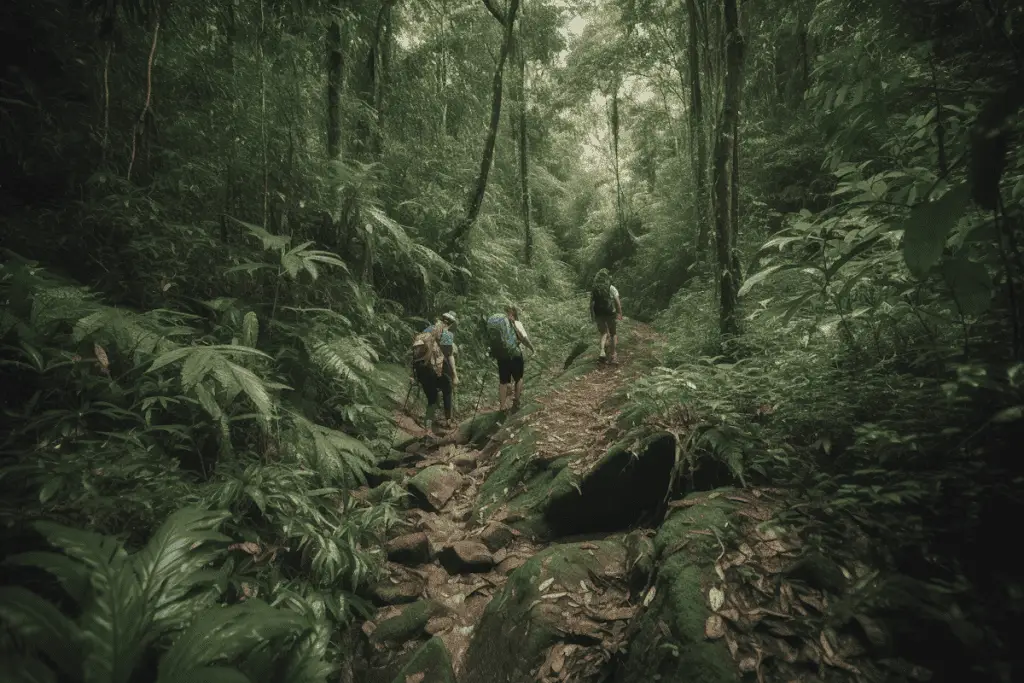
514, 31, 533, 264
685, 0, 710, 254
712, 0, 745, 337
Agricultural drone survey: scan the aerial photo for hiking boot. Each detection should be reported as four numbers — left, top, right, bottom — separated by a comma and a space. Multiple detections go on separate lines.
511, 398, 521, 413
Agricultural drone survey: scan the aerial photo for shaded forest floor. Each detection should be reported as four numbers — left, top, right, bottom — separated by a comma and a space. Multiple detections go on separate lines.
351, 322, 930, 683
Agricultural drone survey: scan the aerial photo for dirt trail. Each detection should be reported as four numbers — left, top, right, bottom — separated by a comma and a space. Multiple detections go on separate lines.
365, 323, 661, 678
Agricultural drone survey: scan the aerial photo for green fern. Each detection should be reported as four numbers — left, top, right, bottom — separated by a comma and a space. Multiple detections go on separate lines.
286, 414, 375, 489
0, 507, 333, 683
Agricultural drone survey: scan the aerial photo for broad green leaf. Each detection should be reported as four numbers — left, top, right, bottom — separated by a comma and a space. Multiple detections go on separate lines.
157, 666, 251, 683
3, 551, 90, 604
0, 587, 82, 678
737, 264, 801, 297
0, 654, 58, 683
241, 312, 259, 348
902, 183, 971, 277
991, 405, 1024, 423
942, 258, 992, 316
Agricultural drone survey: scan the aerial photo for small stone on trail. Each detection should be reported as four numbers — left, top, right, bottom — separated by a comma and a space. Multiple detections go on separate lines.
478, 521, 516, 551
453, 453, 477, 473
387, 532, 432, 566
408, 465, 462, 512
438, 541, 494, 574
371, 578, 424, 605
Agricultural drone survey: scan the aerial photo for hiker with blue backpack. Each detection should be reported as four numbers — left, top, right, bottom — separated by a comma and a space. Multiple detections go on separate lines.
410, 311, 459, 431
486, 304, 535, 412
590, 269, 623, 364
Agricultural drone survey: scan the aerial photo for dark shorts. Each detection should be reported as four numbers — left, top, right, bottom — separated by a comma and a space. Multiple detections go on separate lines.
497, 355, 525, 384
596, 314, 617, 337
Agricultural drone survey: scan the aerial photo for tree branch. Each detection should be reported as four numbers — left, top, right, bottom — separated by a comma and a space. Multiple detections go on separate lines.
481, 0, 506, 24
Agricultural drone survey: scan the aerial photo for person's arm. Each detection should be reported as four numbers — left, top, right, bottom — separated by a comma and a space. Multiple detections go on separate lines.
616, 293, 623, 319
514, 321, 535, 353
443, 344, 458, 384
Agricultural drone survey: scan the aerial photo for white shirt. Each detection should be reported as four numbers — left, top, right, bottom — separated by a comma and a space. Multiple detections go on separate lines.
609, 285, 619, 299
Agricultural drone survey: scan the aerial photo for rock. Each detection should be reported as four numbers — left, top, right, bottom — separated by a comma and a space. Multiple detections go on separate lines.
408, 465, 462, 512
437, 541, 494, 574
782, 551, 849, 594
495, 555, 526, 575
387, 532, 432, 566
371, 600, 448, 645
372, 577, 425, 606
460, 539, 628, 683
612, 491, 741, 683
478, 521, 516, 552
624, 529, 656, 594
453, 453, 478, 473
388, 637, 456, 683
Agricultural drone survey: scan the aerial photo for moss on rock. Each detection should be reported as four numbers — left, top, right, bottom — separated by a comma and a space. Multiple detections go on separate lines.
388, 637, 456, 683
456, 410, 506, 448
371, 600, 447, 645
613, 490, 740, 683
461, 539, 626, 683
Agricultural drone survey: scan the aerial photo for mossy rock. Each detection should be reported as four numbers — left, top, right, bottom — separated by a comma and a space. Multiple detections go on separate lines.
613, 490, 741, 683
455, 410, 506, 448
461, 539, 627, 683
371, 600, 447, 645
407, 464, 461, 512
388, 637, 456, 683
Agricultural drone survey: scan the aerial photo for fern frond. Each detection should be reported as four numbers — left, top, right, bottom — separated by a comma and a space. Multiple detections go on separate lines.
0, 586, 82, 678
156, 601, 307, 682
287, 415, 375, 488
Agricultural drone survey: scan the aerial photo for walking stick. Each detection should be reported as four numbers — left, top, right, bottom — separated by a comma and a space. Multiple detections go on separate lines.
470, 370, 487, 423
402, 380, 414, 413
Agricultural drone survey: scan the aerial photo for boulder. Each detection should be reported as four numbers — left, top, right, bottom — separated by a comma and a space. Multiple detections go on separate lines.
371, 576, 425, 606
387, 532, 432, 566
437, 541, 494, 574
370, 600, 449, 646
388, 637, 456, 683
408, 465, 462, 512
478, 521, 516, 552
453, 452, 478, 473
460, 539, 628, 683
612, 491, 740, 683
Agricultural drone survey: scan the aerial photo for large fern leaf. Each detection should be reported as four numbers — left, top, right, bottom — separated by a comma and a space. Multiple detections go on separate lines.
156, 601, 307, 681
0, 586, 82, 678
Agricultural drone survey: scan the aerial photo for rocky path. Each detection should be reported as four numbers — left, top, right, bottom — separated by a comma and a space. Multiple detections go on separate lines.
356, 321, 934, 683
359, 323, 660, 681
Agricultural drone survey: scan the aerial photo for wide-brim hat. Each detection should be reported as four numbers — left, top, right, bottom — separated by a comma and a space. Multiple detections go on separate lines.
441, 311, 458, 326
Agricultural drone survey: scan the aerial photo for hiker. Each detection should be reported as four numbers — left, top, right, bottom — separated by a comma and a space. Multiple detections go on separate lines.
410, 311, 459, 431
589, 268, 623, 363
486, 304, 535, 412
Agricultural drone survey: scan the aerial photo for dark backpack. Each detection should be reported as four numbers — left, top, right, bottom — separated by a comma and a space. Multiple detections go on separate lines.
591, 281, 615, 317
486, 315, 519, 360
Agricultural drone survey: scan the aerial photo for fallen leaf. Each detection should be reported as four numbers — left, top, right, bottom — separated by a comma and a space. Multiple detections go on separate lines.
704, 614, 726, 639
406, 674, 425, 683
539, 577, 555, 592
643, 585, 657, 607
708, 586, 725, 611
738, 656, 757, 672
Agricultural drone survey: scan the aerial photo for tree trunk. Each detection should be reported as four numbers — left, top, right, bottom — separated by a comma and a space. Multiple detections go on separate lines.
445, 0, 522, 254
610, 79, 628, 239
685, 0, 710, 254
712, 0, 745, 337
514, 31, 533, 264
327, 18, 344, 161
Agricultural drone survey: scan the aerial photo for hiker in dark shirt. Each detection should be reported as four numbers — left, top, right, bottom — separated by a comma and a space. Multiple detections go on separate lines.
411, 311, 458, 430
589, 269, 622, 363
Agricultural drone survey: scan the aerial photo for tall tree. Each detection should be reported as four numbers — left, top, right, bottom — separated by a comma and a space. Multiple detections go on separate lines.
514, 23, 533, 264
684, 0, 710, 254
445, 0, 522, 254
712, 0, 744, 336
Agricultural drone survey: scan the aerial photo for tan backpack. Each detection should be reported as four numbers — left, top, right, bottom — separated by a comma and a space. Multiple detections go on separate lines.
411, 324, 445, 377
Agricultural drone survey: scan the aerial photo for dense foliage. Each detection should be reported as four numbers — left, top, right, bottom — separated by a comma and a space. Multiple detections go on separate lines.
3, 0, 1023, 679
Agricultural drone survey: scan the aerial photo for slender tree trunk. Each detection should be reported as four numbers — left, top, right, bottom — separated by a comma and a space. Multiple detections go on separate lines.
685, 0, 710, 254
610, 80, 627, 237
220, 0, 237, 242
514, 30, 533, 264
327, 18, 344, 161
713, 0, 745, 337
445, 0, 522, 254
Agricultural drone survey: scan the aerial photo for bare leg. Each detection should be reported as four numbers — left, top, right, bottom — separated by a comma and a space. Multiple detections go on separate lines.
513, 379, 523, 408
599, 331, 608, 358
499, 383, 509, 411
608, 334, 617, 362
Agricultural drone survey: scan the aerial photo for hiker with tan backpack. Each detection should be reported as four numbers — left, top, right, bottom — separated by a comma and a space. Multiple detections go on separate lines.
410, 311, 459, 431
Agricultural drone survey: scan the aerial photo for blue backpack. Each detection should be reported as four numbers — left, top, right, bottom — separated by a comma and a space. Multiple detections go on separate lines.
486, 315, 519, 360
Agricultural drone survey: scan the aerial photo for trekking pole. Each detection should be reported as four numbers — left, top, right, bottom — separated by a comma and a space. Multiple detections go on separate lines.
470, 370, 487, 423
402, 379, 414, 413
